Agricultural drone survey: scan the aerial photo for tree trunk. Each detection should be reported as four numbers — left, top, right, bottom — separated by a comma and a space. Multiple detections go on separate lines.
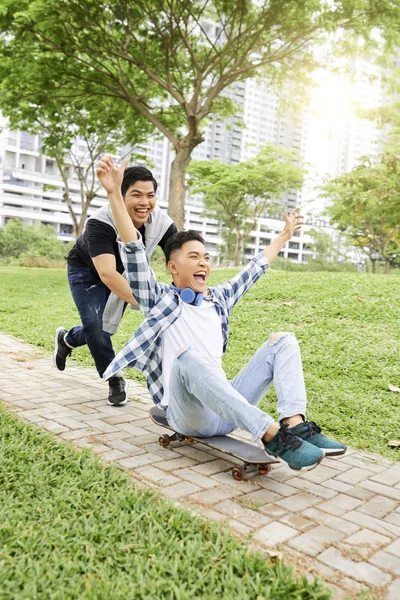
233, 233, 244, 267
371, 258, 376, 274
168, 137, 200, 230
384, 257, 390, 274
75, 192, 96, 238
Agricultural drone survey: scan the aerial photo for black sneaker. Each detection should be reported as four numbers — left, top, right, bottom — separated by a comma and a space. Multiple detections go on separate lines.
53, 327, 72, 371
108, 376, 129, 406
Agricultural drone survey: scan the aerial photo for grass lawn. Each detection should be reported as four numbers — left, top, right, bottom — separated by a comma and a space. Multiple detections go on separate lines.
0, 408, 330, 599
0, 265, 399, 458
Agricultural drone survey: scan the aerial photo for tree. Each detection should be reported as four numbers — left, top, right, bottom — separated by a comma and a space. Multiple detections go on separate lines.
0, 89, 152, 237
322, 153, 400, 273
307, 228, 341, 262
0, 1, 399, 229
188, 146, 304, 265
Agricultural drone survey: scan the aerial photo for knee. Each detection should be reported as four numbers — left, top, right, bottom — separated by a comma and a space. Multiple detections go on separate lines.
85, 320, 107, 340
176, 346, 188, 357
270, 331, 289, 345
269, 331, 297, 346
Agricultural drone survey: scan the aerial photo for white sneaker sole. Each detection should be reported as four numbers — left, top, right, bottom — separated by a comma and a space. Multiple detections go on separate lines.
53, 327, 66, 370
108, 379, 129, 406
322, 447, 347, 457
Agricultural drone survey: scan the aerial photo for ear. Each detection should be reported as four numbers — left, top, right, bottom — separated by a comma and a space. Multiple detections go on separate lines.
167, 260, 178, 275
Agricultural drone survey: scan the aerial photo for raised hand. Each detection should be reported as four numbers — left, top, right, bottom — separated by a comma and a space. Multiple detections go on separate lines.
96, 155, 130, 195
282, 207, 304, 240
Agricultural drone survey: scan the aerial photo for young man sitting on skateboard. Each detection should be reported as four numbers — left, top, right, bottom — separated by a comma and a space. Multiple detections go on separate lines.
98, 155, 347, 471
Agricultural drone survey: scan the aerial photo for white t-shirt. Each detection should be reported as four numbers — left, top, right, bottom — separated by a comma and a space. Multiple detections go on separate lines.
160, 298, 225, 407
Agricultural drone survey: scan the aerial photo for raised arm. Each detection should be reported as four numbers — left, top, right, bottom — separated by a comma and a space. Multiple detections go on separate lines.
96, 155, 166, 313
217, 208, 304, 312
96, 155, 137, 243
263, 208, 304, 264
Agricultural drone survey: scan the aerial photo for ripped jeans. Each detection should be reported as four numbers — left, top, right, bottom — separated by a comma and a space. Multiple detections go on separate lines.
65, 264, 124, 378
167, 333, 307, 441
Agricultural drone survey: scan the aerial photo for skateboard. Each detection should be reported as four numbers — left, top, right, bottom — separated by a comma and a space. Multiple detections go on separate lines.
149, 406, 278, 481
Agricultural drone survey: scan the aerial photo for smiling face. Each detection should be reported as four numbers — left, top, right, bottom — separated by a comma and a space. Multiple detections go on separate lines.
123, 180, 156, 227
167, 240, 211, 293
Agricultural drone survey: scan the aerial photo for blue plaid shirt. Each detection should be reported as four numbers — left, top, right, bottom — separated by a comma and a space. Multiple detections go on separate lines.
103, 234, 270, 405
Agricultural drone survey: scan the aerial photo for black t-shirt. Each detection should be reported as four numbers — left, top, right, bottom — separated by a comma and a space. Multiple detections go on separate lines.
68, 219, 177, 276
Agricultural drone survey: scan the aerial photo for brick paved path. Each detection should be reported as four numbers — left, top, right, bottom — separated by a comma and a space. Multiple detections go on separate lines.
1, 332, 399, 600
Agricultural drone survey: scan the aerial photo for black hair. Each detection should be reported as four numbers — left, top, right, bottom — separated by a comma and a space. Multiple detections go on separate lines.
121, 165, 158, 197
164, 230, 206, 263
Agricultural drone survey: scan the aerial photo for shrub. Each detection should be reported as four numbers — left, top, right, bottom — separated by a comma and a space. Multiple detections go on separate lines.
0, 218, 72, 267
271, 256, 357, 272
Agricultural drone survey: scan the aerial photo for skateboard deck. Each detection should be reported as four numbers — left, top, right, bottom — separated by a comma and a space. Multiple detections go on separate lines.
150, 406, 278, 480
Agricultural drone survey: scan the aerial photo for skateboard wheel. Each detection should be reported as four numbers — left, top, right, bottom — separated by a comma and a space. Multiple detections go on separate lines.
186, 437, 193, 443
259, 463, 272, 475
159, 434, 170, 447
232, 466, 246, 481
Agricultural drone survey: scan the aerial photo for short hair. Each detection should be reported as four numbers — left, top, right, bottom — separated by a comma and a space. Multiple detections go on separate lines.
121, 165, 158, 197
164, 230, 206, 263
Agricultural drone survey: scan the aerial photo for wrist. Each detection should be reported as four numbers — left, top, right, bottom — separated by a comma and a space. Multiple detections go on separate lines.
107, 190, 124, 203
277, 231, 291, 244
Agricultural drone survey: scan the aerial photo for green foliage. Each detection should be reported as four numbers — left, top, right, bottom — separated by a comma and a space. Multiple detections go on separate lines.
272, 257, 357, 273
1, 0, 399, 224
0, 265, 398, 458
306, 228, 342, 262
321, 152, 400, 273
188, 146, 304, 265
0, 408, 331, 599
0, 218, 70, 263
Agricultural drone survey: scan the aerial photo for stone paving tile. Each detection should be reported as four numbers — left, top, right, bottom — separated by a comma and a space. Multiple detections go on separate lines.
118, 453, 161, 470
162, 481, 202, 499
238, 488, 283, 507
370, 468, 400, 487
255, 478, 298, 498
289, 524, 344, 557
386, 578, 400, 600
343, 511, 400, 539
1, 331, 400, 600
254, 522, 298, 547
318, 547, 392, 587
214, 499, 271, 529
386, 539, 400, 558
357, 495, 398, 519
317, 495, 363, 517
341, 529, 391, 560
209, 472, 261, 494
175, 468, 220, 490
135, 466, 181, 487
359, 479, 400, 501
298, 465, 339, 484
334, 466, 372, 485
258, 503, 289, 519
157, 456, 198, 471
284, 478, 338, 499
322, 478, 376, 501
187, 485, 242, 505
370, 551, 400, 576
279, 513, 314, 532
276, 492, 321, 512
385, 512, 400, 528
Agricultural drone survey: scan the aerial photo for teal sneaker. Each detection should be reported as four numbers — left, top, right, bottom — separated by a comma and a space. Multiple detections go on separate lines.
263, 424, 324, 471
290, 421, 347, 456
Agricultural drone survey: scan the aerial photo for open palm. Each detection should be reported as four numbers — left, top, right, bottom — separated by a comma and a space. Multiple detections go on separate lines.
96, 156, 129, 194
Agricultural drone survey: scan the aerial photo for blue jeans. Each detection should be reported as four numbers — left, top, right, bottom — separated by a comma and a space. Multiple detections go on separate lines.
65, 264, 124, 378
166, 333, 307, 441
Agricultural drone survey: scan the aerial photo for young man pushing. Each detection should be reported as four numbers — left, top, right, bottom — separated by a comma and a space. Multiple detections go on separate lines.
98, 156, 346, 470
